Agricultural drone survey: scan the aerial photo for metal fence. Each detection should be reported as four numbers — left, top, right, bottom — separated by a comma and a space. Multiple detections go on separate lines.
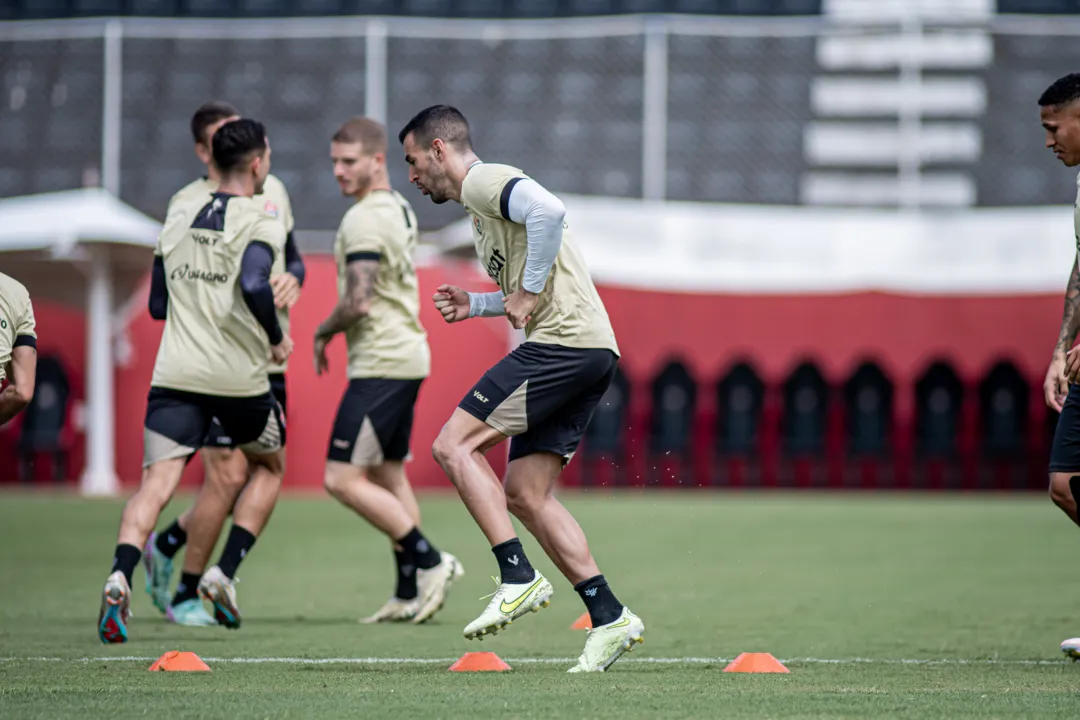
1, 14, 1080, 233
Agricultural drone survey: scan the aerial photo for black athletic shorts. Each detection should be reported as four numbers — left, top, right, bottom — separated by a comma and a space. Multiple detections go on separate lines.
143, 386, 285, 467
204, 374, 287, 449
1050, 384, 1080, 472
327, 378, 424, 466
458, 342, 618, 465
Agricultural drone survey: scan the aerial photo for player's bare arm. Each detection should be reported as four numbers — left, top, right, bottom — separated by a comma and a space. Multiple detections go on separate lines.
313, 258, 378, 374
1049, 257, 1080, 407
0, 345, 36, 425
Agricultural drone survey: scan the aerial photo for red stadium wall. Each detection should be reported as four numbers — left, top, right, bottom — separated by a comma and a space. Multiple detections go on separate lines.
2, 256, 1063, 491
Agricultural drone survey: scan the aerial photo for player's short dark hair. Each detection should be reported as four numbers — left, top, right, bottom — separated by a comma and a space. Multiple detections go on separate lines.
191, 101, 240, 145
1040, 74, 1080, 108
397, 104, 472, 151
332, 117, 387, 154
212, 118, 267, 174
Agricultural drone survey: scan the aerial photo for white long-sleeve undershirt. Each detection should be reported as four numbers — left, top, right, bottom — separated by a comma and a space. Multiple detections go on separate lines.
467, 178, 566, 319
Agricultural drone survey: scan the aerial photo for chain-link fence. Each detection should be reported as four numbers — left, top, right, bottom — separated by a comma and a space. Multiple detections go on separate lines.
3, 14, 1080, 233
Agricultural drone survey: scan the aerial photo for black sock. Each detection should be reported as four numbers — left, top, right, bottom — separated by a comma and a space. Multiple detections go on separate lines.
171, 572, 201, 606
491, 538, 534, 584
216, 525, 256, 580
575, 574, 624, 627
110, 544, 141, 587
394, 548, 418, 600
155, 519, 188, 559
395, 527, 441, 570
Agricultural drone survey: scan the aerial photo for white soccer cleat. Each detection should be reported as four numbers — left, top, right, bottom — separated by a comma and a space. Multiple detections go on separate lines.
463, 572, 554, 640
411, 552, 463, 625
567, 607, 645, 673
361, 596, 422, 624
1061, 637, 1080, 660
199, 566, 241, 630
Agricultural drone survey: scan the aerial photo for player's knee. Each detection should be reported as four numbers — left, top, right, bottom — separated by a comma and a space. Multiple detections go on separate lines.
207, 461, 248, 494
1049, 473, 1075, 509
324, 464, 348, 499
505, 484, 544, 522
431, 432, 459, 472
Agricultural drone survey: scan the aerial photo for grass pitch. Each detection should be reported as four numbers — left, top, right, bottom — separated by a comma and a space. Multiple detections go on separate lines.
2, 490, 1079, 718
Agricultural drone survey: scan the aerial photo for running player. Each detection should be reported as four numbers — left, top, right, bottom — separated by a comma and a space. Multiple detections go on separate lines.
98, 119, 291, 643
1037, 74, 1080, 660
317, 117, 461, 624
0, 271, 37, 426
142, 102, 305, 628
399, 105, 644, 672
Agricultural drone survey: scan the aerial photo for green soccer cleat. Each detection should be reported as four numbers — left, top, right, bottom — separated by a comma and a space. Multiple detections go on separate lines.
167, 598, 218, 627
143, 532, 175, 615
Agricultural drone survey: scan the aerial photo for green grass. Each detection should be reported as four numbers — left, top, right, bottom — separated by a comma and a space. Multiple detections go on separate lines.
3, 491, 1080, 718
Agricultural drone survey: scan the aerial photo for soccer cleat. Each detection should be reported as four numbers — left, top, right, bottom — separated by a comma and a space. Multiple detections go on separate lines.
462, 571, 554, 640
1061, 638, 1080, 660
361, 596, 421, 624
567, 607, 645, 673
143, 532, 174, 615
412, 552, 463, 625
167, 598, 218, 627
98, 571, 131, 644
198, 565, 241, 630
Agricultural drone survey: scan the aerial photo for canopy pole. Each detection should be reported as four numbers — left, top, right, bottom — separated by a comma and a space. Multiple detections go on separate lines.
80, 246, 119, 496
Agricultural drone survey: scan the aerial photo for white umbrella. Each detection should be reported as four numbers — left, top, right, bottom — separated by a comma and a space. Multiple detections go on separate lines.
0, 188, 160, 495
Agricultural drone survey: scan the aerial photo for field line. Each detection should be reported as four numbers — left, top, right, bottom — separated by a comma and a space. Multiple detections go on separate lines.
0, 656, 1067, 666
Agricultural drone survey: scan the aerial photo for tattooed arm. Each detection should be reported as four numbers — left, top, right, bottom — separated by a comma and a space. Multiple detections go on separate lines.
1046, 257, 1080, 410
315, 257, 379, 342
1057, 257, 1080, 355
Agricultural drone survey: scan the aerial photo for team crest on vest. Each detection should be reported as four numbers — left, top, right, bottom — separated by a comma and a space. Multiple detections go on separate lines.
264, 201, 279, 218
472, 215, 483, 236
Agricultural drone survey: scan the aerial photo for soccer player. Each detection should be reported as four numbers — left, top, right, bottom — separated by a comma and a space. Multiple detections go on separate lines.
317, 117, 461, 624
98, 119, 291, 644
142, 102, 305, 628
399, 105, 644, 672
1038, 74, 1080, 660
0, 271, 37, 426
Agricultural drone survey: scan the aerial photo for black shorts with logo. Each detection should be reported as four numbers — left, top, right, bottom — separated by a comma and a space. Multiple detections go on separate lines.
143, 386, 285, 468
204, 373, 287, 449
327, 378, 424, 467
1050, 383, 1080, 472
458, 342, 618, 465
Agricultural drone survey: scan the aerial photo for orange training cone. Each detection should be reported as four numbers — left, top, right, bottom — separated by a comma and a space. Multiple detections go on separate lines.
148, 651, 212, 672
571, 612, 592, 630
722, 652, 789, 674
448, 652, 512, 672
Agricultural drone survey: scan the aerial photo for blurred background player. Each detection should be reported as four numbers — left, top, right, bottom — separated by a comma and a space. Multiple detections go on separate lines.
400, 105, 644, 672
0, 271, 37, 426
142, 102, 306, 628
98, 119, 292, 644
317, 117, 461, 624
1037, 73, 1080, 660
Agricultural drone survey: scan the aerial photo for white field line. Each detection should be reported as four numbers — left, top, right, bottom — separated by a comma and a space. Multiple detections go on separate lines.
0, 656, 1067, 666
